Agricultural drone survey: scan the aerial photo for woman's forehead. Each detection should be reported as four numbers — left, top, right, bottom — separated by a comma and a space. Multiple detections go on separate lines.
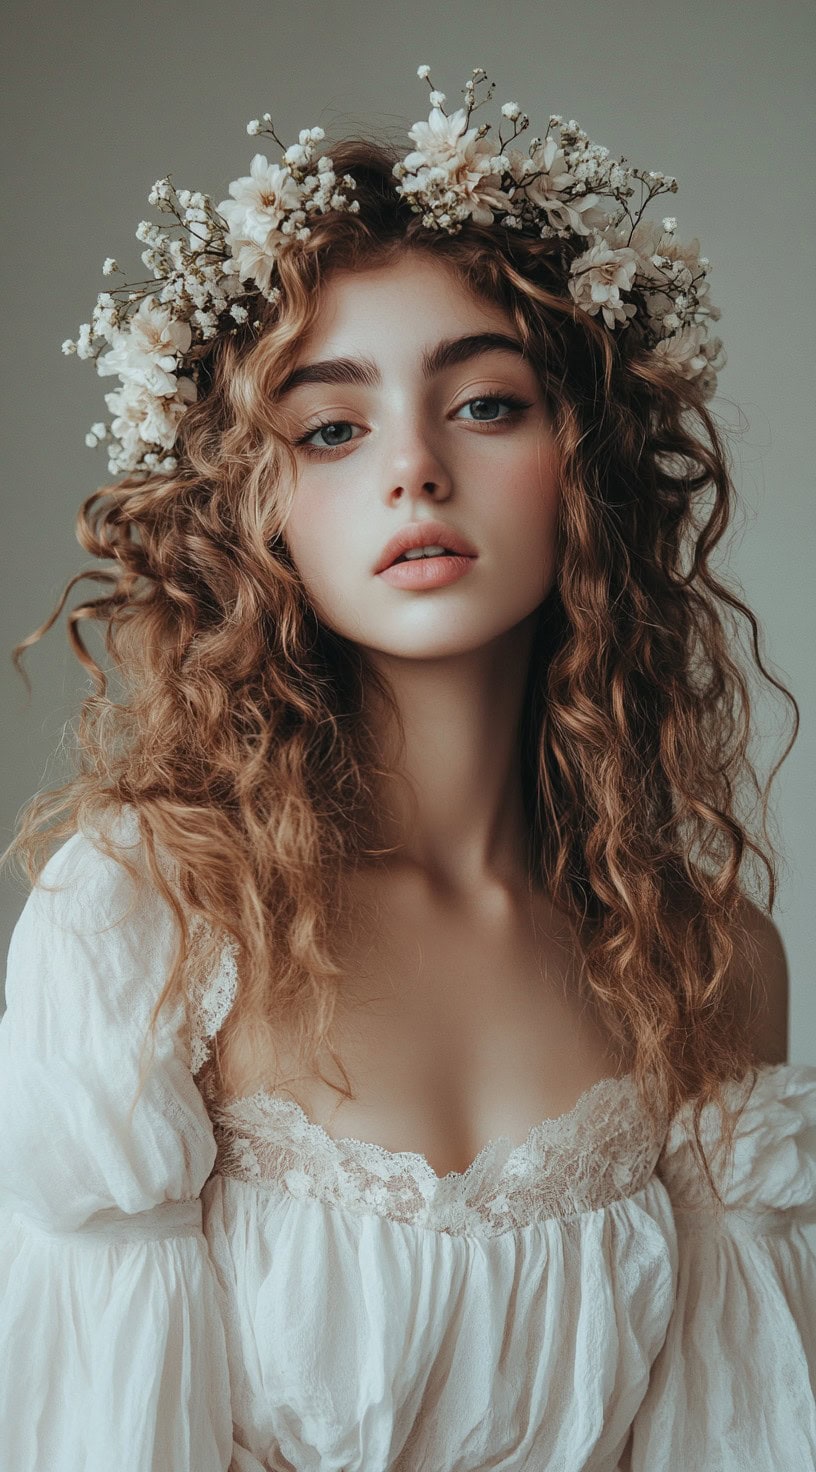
289, 259, 519, 373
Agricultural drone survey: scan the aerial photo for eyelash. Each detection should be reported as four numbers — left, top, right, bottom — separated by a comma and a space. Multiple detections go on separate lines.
292, 392, 533, 459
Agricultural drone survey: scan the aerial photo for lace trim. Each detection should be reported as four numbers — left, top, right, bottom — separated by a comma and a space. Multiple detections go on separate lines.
184, 915, 239, 1075
210, 1074, 667, 1237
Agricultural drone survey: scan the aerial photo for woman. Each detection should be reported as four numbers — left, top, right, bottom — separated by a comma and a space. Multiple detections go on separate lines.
1, 63, 814, 1472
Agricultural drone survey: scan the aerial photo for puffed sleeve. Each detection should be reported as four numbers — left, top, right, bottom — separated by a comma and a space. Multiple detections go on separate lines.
0, 817, 241, 1471
626, 1061, 816, 1470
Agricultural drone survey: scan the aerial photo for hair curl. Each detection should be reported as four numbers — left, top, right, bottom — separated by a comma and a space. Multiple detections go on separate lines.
3, 135, 799, 1211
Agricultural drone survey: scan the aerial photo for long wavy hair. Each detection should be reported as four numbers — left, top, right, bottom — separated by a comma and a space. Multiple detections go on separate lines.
3, 135, 799, 1209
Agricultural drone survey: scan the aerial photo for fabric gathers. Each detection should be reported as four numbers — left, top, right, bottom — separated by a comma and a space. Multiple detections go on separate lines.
1, 814, 814, 1471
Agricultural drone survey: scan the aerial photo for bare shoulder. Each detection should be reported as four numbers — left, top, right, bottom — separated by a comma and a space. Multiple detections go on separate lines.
724, 894, 790, 1065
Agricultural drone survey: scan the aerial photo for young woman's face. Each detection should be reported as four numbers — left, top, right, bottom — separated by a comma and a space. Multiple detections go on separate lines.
277, 253, 560, 659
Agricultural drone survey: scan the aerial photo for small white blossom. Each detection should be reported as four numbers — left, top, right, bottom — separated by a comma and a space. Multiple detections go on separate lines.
135, 220, 160, 244
76, 323, 95, 359
147, 178, 173, 207
429, 90, 446, 107
193, 308, 218, 337
102, 258, 119, 275
417, 64, 431, 79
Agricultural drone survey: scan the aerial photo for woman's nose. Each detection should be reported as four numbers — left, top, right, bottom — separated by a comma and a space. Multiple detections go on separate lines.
380, 419, 454, 504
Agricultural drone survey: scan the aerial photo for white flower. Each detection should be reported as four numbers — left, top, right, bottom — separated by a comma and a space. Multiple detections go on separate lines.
568, 242, 639, 328
102, 258, 119, 275
149, 176, 174, 202
607, 218, 710, 333
217, 153, 308, 289
75, 323, 95, 360
653, 322, 708, 377
512, 135, 608, 236
618, 218, 705, 285
193, 308, 219, 338
397, 106, 515, 226
704, 334, 727, 371
283, 142, 311, 168
403, 106, 474, 171
135, 220, 161, 245
223, 233, 296, 296
95, 296, 192, 396
416, 64, 431, 79
103, 374, 196, 465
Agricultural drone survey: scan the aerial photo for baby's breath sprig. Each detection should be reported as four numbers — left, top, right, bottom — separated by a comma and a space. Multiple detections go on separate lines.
63, 60, 725, 477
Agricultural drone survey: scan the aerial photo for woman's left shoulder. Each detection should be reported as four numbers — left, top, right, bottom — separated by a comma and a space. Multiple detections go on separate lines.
723, 893, 790, 1066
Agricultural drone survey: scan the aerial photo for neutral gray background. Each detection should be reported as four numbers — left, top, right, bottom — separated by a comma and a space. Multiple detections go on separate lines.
2, 0, 814, 1089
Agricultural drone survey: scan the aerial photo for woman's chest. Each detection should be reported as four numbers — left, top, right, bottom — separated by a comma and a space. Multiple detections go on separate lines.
218, 874, 628, 1178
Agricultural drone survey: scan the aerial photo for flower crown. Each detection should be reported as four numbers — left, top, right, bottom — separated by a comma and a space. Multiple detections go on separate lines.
62, 63, 725, 478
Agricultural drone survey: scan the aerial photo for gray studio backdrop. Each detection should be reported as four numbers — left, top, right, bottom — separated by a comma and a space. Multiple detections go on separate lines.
2, 0, 814, 1099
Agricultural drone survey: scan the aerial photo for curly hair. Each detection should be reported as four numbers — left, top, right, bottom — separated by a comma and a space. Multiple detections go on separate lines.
3, 134, 799, 1211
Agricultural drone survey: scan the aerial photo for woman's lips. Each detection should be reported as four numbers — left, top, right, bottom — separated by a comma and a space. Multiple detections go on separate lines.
376, 553, 477, 589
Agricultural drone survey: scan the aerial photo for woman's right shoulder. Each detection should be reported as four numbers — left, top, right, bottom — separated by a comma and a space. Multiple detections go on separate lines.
6, 805, 183, 1030
0, 805, 221, 1231
28, 803, 167, 911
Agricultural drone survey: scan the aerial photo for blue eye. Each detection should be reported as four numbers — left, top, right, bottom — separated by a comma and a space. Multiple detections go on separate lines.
301, 421, 357, 451
457, 395, 519, 421
294, 392, 532, 458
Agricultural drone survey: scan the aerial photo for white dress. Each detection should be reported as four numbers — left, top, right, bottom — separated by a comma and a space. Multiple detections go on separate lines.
0, 813, 814, 1472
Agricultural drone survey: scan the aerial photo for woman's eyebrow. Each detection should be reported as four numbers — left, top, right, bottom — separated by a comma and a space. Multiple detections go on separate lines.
276, 331, 527, 398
